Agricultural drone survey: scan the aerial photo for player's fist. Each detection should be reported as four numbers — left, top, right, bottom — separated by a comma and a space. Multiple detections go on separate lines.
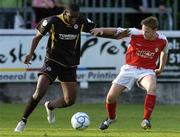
154, 69, 162, 77
116, 29, 130, 39
24, 54, 33, 64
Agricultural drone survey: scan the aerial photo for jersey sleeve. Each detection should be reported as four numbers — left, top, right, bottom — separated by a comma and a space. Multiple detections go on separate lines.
163, 39, 169, 53
158, 32, 169, 53
36, 17, 54, 35
116, 27, 127, 33
81, 16, 95, 32
116, 27, 138, 36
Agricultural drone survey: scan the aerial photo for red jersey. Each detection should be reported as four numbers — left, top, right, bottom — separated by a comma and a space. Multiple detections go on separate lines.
118, 28, 168, 69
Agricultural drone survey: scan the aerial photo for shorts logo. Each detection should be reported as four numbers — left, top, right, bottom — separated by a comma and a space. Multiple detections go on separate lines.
74, 24, 78, 29
42, 20, 48, 27
46, 66, 51, 71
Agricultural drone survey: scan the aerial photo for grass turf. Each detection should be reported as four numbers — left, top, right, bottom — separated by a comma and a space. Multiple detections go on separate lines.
0, 103, 180, 137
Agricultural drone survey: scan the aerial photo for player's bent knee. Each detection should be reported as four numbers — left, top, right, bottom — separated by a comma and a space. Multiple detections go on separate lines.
32, 93, 42, 101
106, 96, 115, 104
146, 85, 156, 92
64, 98, 76, 106
32, 89, 46, 101
32, 92, 40, 100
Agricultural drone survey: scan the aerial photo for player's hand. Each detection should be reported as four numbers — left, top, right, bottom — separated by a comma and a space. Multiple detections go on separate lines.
91, 28, 104, 36
116, 29, 130, 39
24, 54, 33, 64
154, 69, 162, 77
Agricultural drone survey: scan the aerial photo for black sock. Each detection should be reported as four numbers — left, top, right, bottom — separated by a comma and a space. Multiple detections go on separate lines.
48, 104, 54, 111
21, 117, 27, 124
22, 96, 40, 120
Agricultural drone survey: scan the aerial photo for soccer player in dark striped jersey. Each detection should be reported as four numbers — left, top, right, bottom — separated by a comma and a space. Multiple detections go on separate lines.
15, 3, 95, 132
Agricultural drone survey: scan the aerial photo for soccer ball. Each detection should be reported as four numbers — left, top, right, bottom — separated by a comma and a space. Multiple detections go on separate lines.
71, 112, 90, 130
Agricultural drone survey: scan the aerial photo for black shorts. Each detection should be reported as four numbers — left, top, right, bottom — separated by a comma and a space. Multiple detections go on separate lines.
38, 60, 77, 84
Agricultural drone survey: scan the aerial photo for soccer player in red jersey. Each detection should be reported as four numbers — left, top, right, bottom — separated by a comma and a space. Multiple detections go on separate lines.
14, 3, 95, 132
91, 16, 168, 130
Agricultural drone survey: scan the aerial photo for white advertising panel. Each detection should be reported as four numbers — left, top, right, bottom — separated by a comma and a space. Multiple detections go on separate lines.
0, 30, 180, 82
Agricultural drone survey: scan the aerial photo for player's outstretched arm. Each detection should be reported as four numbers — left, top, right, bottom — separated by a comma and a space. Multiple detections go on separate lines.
91, 27, 117, 36
24, 30, 43, 64
91, 27, 129, 39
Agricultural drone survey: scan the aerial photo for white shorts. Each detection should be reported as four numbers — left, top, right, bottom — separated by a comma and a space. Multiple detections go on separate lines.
112, 64, 156, 91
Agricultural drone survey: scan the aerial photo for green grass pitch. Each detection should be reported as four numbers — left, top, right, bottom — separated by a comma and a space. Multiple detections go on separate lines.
0, 103, 180, 137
